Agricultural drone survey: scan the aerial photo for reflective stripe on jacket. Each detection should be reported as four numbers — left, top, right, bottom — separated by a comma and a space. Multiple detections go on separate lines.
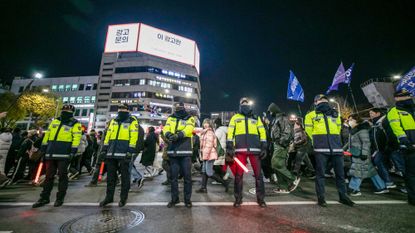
104, 116, 139, 159
305, 110, 342, 155
227, 113, 266, 154
387, 107, 415, 144
42, 118, 82, 159
163, 115, 195, 157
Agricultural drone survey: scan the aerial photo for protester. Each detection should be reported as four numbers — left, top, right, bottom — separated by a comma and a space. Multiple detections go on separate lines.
268, 103, 299, 194
0, 128, 12, 187
141, 126, 160, 177
292, 120, 315, 178
346, 114, 388, 196
4, 127, 21, 176
369, 108, 397, 189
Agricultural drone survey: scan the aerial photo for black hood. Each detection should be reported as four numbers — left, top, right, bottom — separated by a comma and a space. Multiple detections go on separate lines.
315, 102, 338, 118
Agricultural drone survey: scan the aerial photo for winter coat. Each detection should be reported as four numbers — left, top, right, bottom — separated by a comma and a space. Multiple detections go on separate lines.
0, 132, 12, 160
214, 126, 227, 165
77, 134, 88, 155
200, 128, 218, 161
369, 116, 388, 153
141, 132, 159, 166
347, 122, 378, 179
293, 128, 308, 148
271, 113, 293, 147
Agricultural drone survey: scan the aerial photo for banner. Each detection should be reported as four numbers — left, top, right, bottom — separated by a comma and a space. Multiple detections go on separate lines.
396, 66, 415, 95
326, 62, 345, 94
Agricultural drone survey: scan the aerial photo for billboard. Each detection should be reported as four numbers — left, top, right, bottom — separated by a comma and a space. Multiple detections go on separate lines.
104, 23, 140, 53
104, 23, 200, 74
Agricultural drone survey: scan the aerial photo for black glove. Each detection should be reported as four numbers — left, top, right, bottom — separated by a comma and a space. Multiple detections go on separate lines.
226, 141, 235, 162
170, 134, 179, 142
177, 131, 184, 140
399, 137, 414, 153
359, 154, 368, 161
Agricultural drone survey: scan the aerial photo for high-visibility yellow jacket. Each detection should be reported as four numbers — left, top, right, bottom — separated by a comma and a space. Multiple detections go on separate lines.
42, 118, 82, 159
163, 114, 195, 157
227, 113, 267, 154
104, 116, 139, 159
305, 110, 343, 155
387, 107, 415, 144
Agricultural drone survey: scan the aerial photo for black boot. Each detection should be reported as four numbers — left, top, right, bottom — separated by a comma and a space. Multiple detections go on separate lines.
99, 198, 113, 207
318, 198, 327, 207
118, 199, 127, 207
196, 173, 208, 193
212, 173, 229, 192
32, 199, 50, 208
339, 193, 354, 207
54, 199, 64, 207
167, 199, 180, 208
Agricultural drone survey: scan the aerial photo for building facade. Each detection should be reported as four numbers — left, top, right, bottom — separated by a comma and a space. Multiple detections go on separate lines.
10, 75, 98, 128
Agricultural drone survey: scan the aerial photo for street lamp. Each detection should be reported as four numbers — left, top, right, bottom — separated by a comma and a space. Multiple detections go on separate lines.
34, 72, 43, 79
248, 100, 254, 106
42, 89, 49, 93
393, 75, 401, 80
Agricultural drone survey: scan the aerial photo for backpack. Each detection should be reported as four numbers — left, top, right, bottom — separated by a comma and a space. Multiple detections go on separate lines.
215, 136, 225, 157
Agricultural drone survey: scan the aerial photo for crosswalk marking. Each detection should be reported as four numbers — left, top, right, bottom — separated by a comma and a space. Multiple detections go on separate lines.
0, 200, 407, 207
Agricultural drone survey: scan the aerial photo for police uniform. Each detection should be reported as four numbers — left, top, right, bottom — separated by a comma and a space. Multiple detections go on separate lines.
305, 94, 353, 206
100, 106, 139, 207
387, 90, 415, 205
33, 104, 82, 208
227, 98, 267, 207
163, 103, 195, 208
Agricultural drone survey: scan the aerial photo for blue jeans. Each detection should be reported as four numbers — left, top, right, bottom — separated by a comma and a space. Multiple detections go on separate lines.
130, 162, 142, 180
202, 160, 215, 176
373, 151, 393, 185
390, 150, 405, 174
349, 174, 386, 191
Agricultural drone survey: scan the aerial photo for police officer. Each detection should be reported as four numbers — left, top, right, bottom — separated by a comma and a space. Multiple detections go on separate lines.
387, 89, 415, 206
163, 102, 195, 208
32, 104, 82, 208
227, 97, 267, 208
99, 104, 139, 207
304, 94, 354, 207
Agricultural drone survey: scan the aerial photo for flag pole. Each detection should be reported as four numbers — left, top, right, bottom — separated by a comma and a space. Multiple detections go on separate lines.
297, 103, 303, 117
348, 85, 358, 113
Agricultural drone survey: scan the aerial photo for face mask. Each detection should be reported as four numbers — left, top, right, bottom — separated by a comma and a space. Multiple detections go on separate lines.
60, 111, 73, 122
348, 120, 357, 128
239, 105, 251, 115
117, 111, 129, 121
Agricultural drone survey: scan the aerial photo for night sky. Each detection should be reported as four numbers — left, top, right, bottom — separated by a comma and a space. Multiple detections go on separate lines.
1, 0, 414, 115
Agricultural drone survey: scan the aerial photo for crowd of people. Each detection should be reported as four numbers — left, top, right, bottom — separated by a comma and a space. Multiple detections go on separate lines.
0, 88, 414, 209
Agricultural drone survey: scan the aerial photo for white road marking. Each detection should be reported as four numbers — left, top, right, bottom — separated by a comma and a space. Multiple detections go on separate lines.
0, 200, 407, 206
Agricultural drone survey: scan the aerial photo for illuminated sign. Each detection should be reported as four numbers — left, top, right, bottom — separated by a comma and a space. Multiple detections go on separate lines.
104, 23, 200, 74
104, 23, 140, 53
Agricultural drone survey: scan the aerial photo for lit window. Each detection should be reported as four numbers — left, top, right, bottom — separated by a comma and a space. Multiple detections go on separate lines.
58, 85, 64, 92
76, 97, 83, 104
62, 97, 69, 103
69, 97, 75, 103
52, 85, 57, 91
140, 79, 146, 85
84, 96, 90, 104
86, 83, 93, 90
72, 84, 78, 91
65, 85, 71, 91
91, 96, 96, 103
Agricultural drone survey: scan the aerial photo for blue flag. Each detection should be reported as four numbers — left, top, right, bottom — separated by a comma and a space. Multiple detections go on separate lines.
344, 63, 355, 85
287, 70, 304, 102
326, 62, 346, 94
396, 66, 415, 95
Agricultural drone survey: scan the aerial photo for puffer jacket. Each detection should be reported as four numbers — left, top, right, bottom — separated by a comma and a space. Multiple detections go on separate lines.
200, 128, 218, 161
347, 122, 378, 179
214, 126, 227, 165
77, 134, 88, 155
0, 132, 13, 172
